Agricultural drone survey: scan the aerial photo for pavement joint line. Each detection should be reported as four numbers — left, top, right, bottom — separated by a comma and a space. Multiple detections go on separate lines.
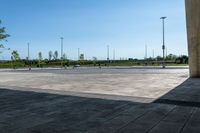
103, 104, 139, 122
146, 105, 177, 133
70, 102, 131, 132
98, 103, 130, 120
85, 104, 148, 132
113, 108, 151, 133
114, 104, 176, 133
179, 107, 197, 133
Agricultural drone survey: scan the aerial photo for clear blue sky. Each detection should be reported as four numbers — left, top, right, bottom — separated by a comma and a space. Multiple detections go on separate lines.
0, 0, 187, 60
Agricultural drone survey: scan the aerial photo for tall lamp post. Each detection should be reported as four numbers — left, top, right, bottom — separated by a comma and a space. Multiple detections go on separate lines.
160, 16, 167, 68
78, 48, 80, 61
60, 37, 64, 68
113, 49, 115, 61
27, 43, 31, 70
107, 45, 109, 61
107, 45, 110, 67
27, 43, 30, 60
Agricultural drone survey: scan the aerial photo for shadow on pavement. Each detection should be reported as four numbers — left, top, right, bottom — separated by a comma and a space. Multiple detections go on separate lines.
0, 78, 200, 132
154, 78, 200, 107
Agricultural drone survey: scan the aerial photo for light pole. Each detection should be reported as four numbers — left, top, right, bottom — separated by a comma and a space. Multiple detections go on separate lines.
145, 44, 147, 59
78, 48, 80, 61
160, 16, 167, 68
107, 45, 109, 61
144, 44, 148, 66
60, 37, 64, 67
113, 49, 115, 61
152, 49, 154, 59
27, 43, 31, 70
27, 43, 30, 60
7, 48, 12, 68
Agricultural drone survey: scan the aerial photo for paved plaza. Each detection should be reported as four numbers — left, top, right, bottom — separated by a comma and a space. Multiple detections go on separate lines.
0, 67, 189, 102
0, 67, 200, 133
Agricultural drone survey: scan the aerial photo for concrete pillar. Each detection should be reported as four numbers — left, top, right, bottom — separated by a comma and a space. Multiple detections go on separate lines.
185, 0, 200, 77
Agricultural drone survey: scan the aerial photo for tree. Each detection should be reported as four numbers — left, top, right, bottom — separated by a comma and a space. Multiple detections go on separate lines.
93, 57, 97, 66
156, 56, 162, 61
0, 20, 10, 43
166, 54, 177, 61
54, 50, 58, 60
11, 50, 20, 61
38, 52, 43, 67
93, 57, 97, 61
48, 51, 53, 60
38, 52, 42, 60
175, 55, 188, 64
80, 54, 84, 60
11, 50, 20, 69
0, 20, 10, 54
63, 53, 67, 60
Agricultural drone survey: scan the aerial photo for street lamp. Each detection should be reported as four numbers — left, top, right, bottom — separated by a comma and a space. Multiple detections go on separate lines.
78, 48, 80, 61
60, 37, 64, 67
145, 44, 147, 60
160, 16, 167, 68
107, 45, 109, 61
113, 49, 115, 61
27, 43, 30, 60
27, 43, 31, 70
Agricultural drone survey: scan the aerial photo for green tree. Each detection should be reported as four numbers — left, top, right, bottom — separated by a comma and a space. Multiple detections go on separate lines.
63, 53, 67, 60
48, 51, 53, 60
11, 50, 20, 61
0, 20, 10, 43
11, 50, 20, 69
156, 56, 162, 61
80, 54, 84, 60
38, 52, 42, 60
175, 55, 188, 64
0, 20, 10, 54
166, 54, 177, 61
92, 57, 97, 66
54, 50, 58, 60
38, 52, 43, 67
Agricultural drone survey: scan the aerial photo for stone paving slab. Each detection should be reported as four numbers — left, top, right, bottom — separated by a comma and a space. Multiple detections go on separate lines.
149, 122, 184, 133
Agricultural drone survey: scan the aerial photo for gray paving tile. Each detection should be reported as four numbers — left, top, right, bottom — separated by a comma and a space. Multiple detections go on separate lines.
117, 104, 175, 133
149, 122, 183, 133
163, 106, 194, 123
86, 105, 149, 133
182, 120, 200, 133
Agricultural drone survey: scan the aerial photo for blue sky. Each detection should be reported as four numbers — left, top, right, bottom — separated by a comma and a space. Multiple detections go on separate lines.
0, 0, 187, 60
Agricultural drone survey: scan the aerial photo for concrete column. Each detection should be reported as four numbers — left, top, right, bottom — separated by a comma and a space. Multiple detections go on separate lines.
186, 0, 200, 77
